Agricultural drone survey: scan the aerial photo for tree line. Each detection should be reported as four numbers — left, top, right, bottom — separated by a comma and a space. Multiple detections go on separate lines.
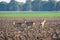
0, 0, 60, 11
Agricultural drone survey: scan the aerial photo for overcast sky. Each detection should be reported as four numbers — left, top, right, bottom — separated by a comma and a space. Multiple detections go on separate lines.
0, 0, 26, 3
0, 0, 60, 3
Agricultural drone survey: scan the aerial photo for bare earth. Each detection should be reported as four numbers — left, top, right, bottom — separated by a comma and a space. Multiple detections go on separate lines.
0, 17, 60, 40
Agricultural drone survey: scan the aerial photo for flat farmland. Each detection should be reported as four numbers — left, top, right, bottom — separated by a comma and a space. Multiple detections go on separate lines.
0, 11, 60, 40
0, 17, 60, 40
0, 11, 60, 17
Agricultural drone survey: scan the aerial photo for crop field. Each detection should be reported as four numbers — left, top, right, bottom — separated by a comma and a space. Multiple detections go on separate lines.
0, 11, 60, 40
0, 17, 60, 40
0, 11, 60, 17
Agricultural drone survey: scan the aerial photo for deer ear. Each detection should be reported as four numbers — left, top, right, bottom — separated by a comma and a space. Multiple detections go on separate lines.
33, 22, 35, 25
25, 21, 26, 23
13, 21, 15, 25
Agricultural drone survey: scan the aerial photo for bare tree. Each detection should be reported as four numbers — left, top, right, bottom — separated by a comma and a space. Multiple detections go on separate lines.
49, 0, 57, 10
26, 0, 32, 11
